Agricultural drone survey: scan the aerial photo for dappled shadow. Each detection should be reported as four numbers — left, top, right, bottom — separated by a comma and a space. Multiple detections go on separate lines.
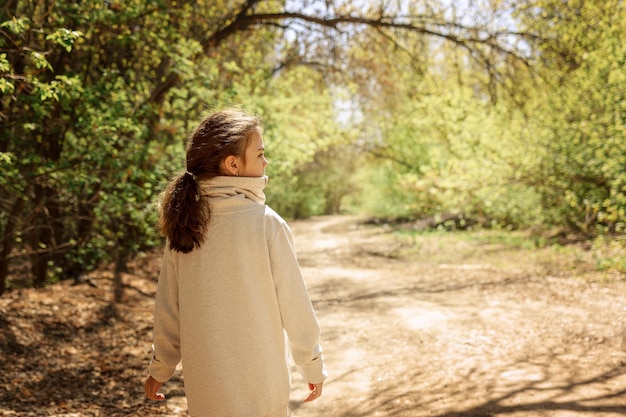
0, 315, 146, 414
287, 217, 626, 417
0, 315, 28, 356
311, 272, 537, 312
0, 277, 164, 416
3, 216, 626, 417
330, 350, 626, 417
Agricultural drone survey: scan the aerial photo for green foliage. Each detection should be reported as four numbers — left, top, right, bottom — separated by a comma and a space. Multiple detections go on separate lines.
355, 160, 419, 220
46, 28, 83, 52
519, 0, 626, 233
591, 237, 626, 275
257, 67, 357, 217
2, 0, 625, 295
0, 16, 30, 34
0, 0, 353, 292
356, 74, 545, 229
0, 1, 195, 289
348, 0, 625, 236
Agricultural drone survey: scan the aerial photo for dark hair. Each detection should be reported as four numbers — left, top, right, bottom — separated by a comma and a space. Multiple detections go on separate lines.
159, 109, 262, 253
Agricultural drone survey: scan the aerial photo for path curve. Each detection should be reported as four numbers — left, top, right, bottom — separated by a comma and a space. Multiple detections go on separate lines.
287, 216, 626, 417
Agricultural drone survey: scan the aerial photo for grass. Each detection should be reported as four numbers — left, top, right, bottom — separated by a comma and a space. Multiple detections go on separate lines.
390, 226, 626, 281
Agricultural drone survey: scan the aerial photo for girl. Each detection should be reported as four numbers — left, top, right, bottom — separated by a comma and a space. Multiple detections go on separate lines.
144, 109, 327, 417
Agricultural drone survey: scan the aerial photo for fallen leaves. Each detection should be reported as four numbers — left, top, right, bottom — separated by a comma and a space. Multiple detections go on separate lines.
0, 251, 175, 416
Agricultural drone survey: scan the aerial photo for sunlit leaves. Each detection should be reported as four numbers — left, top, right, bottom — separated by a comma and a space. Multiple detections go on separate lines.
2, 0, 624, 293
0, 16, 30, 34
29, 52, 52, 71
32, 75, 83, 101
46, 28, 83, 52
345, 0, 625, 233
0, 78, 14, 94
521, 0, 626, 232
0, 53, 9, 72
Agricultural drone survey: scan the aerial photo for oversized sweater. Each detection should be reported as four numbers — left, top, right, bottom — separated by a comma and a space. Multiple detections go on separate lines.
149, 175, 327, 417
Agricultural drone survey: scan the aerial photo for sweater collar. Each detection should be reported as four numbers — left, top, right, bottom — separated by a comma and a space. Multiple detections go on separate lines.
199, 175, 268, 205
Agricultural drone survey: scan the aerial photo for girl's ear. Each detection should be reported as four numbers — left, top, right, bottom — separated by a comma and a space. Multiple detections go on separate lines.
221, 155, 240, 176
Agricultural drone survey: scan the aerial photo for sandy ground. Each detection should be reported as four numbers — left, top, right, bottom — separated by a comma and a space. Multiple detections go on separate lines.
2, 215, 626, 416
287, 216, 626, 417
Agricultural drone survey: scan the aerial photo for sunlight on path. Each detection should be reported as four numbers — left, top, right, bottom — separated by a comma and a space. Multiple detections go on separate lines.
288, 216, 626, 417
393, 306, 448, 330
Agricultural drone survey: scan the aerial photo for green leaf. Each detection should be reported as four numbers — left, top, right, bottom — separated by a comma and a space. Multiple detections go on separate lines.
46, 28, 84, 53
0, 53, 10, 72
0, 16, 30, 34
0, 152, 13, 164
0, 78, 14, 94
31, 52, 53, 71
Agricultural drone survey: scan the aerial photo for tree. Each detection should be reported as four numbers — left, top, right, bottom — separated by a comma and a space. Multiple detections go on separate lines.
332, 13, 541, 228
333, 0, 625, 236
0, 0, 533, 294
514, 0, 626, 233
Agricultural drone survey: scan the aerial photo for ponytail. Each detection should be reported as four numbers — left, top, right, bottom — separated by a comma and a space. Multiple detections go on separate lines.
158, 172, 210, 253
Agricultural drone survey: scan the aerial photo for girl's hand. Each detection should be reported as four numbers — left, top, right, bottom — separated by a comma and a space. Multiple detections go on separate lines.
144, 375, 165, 401
304, 382, 323, 402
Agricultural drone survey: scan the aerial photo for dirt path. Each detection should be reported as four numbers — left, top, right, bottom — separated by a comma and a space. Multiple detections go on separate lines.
2, 215, 626, 416
287, 216, 626, 417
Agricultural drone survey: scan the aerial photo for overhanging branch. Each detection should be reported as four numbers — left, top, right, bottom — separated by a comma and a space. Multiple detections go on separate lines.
206, 10, 532, 61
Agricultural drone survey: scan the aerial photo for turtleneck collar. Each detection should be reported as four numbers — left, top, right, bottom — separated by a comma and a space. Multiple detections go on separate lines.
199, 175, 268, 205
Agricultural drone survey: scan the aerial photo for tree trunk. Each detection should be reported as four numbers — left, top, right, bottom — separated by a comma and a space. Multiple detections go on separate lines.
30, 184, 51, 287
113, 244, 130, 305
0, 198, 25, 295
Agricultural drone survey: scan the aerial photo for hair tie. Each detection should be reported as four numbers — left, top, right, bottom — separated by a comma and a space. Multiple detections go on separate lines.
185, 171, 197, 181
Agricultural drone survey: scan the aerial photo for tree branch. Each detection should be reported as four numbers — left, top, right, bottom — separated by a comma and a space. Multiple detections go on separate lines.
206, 11, 530, 60
204, 0, 263, 51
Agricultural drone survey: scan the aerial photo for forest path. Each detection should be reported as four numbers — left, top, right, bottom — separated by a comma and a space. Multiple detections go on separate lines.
287, 215, 626, 417
2, 215, 626, 416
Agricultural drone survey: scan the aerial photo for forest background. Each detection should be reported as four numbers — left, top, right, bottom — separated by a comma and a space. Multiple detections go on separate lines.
1, 0, 625, 296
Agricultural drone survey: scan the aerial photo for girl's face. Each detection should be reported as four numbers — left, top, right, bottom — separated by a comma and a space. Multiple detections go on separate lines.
238, 128, 269, 177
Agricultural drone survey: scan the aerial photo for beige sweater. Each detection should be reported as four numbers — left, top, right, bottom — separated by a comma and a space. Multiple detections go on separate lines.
149, 176, 327, 417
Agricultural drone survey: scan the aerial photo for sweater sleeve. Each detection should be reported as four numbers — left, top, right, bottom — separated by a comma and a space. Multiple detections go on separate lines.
270, 221, 328, 384
149, 246, 181, 382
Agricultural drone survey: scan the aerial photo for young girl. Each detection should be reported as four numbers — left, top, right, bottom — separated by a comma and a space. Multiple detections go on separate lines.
144, 109, 327, 417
